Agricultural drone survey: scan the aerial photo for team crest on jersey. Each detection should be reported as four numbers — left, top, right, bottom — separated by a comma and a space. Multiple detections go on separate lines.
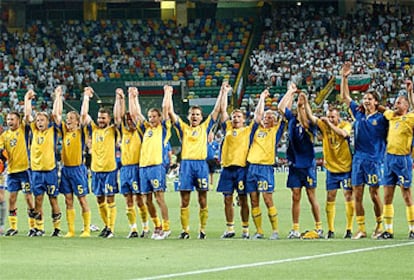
96, 135, 104, 142
371, 120, 377, 126
232, 130, 237, 136
125, 138, 130, 144
192, 130, 198, 137
147, 130, 153, 137
72, 133, 76, 138
9, 138, 17, 147
66, 138, 71, 146
258, 131, 267, 138
402, 116, 406, 121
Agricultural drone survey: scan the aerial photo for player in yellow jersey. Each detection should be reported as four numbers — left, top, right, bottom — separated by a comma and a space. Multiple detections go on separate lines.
24, 89, 62, 237
304, 104, 354, 239
0, 111, 36, 236
167, 84, 224, 239
52, 86, 91, 238
245, 89, 285, 240
114, 87, 150, 239
215, 82, 251, 239
378, 80, 414, 239
81, 87, 119, 238
129, 85, 172, 240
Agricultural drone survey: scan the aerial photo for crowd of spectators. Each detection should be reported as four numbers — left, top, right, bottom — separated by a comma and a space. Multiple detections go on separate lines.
247, 2, 414, 115
0, 16, 252, 122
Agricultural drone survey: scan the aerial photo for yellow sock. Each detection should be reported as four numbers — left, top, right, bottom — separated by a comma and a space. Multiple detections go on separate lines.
53, 213, 61, 230
268, 206, 278, 232
383, 204, 394, 233
82, 211, 91, 235
162, 219, 170, 232
326, 201, 335, 232
375, 215, 383, 232
66, 208, 76, 235
108, 202, 117, 232
151, 216, 161, 228
138, 205, 149, 229
293, 223, 300, 232
199, 207, 208, 232
356, 215, 366, 233
226, 222, 235, 233
35, 218, 44, 231
28, 217, 35, 229
98, 202, 108, 227
126, 206, 137, 231
180, 207, 190, 232
345, 201, 354, 231
315, 221, 322, 231
406, 205, 414, 231
252, 207, 263, 234
8, 216, 17, 230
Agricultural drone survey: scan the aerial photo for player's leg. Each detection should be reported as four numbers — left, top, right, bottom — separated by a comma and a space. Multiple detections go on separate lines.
369, 186, 383, 238
0, 188, 5, 235
145, 193, 162, 238
179, 190, 191, 239
353, 185, 367, 239
221, 193, 235, 238
6, 191, 18, 236
197, 190, 208, 239
400, 186, 414, 239
263, 192, 279, 240
238, 194, 250, 239
135, 194, 150, 237
78, 195, 91, 237
124, 193, 138, 238
64, 192, 76, 237
306, 187, 323, 237
154, 191, 170, 239
343, 189, 354, 238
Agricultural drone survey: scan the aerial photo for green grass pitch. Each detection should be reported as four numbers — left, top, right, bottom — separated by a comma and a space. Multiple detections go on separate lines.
1, 172, 413, 279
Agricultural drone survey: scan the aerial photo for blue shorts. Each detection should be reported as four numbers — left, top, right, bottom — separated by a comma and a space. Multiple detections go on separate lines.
326, 170, 352, 191
91, 170, 119, 196
217, 166, 247, 195
32, 169, 59, 197
139, 165, 166, 194
383, 153, 412, 188
178, 160, 209, 192
245, 164, 275, 193
287, 165, 317, 189
120, 165, 140, 195
6, 171, 32, 193
60, 165, 89, 197
351, 156, 382, 187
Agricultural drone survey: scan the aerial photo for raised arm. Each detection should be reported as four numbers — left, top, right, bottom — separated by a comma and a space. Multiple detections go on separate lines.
113, 88, 125, 126
162, 85, 173, 120
52, 86, 63, 125
320, 116, 349, 138
80, 86, 94, 126
220, 81, 232, 123
340, 61, 352, 106
128, 87, 145, 124
302, 92, 318, 124
406, 79, 413, 110
211, 82, 227, 122
278, 82, 297, 116
168, 86, 179, 124
24, 89, 36, 123
254, 89, 269, 123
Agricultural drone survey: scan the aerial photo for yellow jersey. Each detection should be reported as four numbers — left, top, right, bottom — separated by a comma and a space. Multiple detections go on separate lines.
175, 115, 214, 160
89, 122, 118, 172
247, 121, 284, 165
220, 121, 253, 167
120, 122, 142, 166
384, 110, 414, 155
0, 122, 30, 174
317, 119, 352, 173
140, 120, 171, 167
30, 122, 58, 171
60, 122, 86, 167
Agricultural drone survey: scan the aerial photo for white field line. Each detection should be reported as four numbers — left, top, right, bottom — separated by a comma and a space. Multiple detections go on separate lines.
133, 242, 414, 280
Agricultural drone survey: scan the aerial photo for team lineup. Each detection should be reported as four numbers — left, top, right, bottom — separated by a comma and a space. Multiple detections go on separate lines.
0, 62, 413, 240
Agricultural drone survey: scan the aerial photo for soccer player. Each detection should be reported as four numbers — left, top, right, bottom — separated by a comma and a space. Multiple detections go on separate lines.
378, 80, 414, 239
81, 87, 119, 238
340, 61, 387, 239
24, 89, 62, 237
0, 112, 35, 236
245, 89, 285, 240
216, 82, 251, 239
53, 86, 91, 238
113, 87, 150, 239
130, 85, 172, 240
168, 83, 224, 239
207, 129, 220, 190
304, 104, 354, 239
278, 83, 323, 239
